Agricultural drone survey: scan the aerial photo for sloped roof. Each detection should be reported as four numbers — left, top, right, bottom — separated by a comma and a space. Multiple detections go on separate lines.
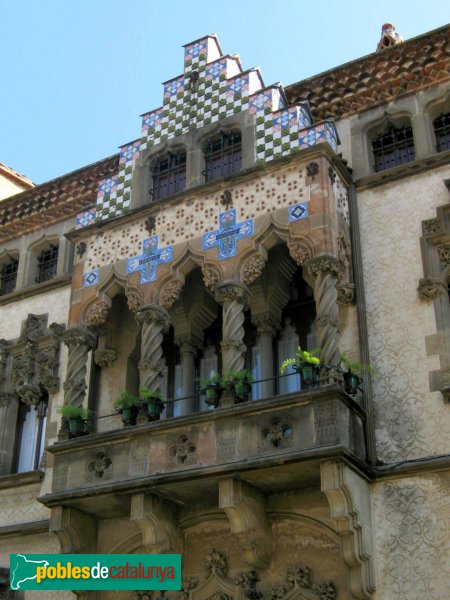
0, 162, 34, 189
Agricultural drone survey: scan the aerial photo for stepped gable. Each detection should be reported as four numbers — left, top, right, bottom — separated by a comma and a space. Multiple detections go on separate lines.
0, 154, 119, 243
285, 24, 450, 120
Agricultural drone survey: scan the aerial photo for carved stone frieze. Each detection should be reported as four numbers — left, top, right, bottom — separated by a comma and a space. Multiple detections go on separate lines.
85, 301, 109, 327
94, 348, 118, 368
288, 241, 311, 266
160, 280, 183, 309
242, 255, 266, 285
336, 283, 355, 304
417, 277, 446, 301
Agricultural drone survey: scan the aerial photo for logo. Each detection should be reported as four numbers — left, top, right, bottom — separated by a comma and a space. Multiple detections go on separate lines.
10, 554, 181, 591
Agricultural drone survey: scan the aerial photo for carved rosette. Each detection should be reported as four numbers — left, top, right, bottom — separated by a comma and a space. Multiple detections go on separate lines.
288, 241, 311, 266
62, 327, 97, 408
136, 305, 170, 391
85, 301, 109, 327
215, 284, 250, 374
305, 256, 343, 369
242, 255, 266, 285
160, 280, 183, 309
417, 277, 446, 302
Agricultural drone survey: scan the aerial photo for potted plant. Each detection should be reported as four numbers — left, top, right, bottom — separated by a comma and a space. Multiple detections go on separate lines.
197, 374, 225, 408
114, 391, 140, 426
57, 404, 90, 437
280, 346, 321, 388
140, 389, 165, 421
224, 370, 254, 402
339, 352, 376, 395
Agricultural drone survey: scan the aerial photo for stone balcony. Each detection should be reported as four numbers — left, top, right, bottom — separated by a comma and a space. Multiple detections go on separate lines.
40, 385, 367, 518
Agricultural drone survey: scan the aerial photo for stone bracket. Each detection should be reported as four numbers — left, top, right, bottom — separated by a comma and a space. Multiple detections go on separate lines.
50, 506, 97, 553
130, 493, 181, 553
219, 478, 272, 569
320, 461, 375, 599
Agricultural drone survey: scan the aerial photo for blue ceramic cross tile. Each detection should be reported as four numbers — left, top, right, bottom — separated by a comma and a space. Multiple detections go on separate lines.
127, 236, 173, 284
83, 269, 99, 288
202, 209, 254, 260
289, 201, 308, 222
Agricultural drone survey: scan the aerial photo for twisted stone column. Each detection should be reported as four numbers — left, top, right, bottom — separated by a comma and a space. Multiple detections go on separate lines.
136, 305, 170, 393
215, 283, 250, 375
62, 327, 97, 408
304, 256, 343, 378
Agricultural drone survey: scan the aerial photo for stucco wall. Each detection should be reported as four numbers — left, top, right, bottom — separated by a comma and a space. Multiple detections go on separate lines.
358, 165, 450, 462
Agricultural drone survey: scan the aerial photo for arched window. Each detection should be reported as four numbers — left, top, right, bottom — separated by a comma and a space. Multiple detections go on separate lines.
372, 123, 415, 172
15, 396, 47, 473
0, 255, 19, 296
203, 131, 242, 182
434, 113, 450, 153
150, 151, 186, 201
35, 243, 58, 283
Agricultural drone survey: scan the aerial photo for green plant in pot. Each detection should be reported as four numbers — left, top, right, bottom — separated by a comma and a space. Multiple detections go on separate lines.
114, 391, 140, 426
339, 352, 376, 396
224, 370, 254, 402
140, 389, 165, 422
57, 404, 90, 437
280, 346, 321, 389
197, 374, 225, 408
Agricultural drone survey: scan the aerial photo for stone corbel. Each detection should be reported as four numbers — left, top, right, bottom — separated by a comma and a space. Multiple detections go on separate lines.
337, 283, 356, 305
50, 506, 97, 553
219, 478, 272, 569
417, 277, 446, 302
130, 493, 181, 553
320, 461, 375, 599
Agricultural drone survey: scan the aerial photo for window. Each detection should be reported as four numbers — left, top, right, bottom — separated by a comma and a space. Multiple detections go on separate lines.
15, 397, 47, 473
434, 113, 450, 153
203, 131, 242, 182
150, 152, 186, 201
0, 256, 18, 296
35, 244, 58, 283
372, 124, 415, 172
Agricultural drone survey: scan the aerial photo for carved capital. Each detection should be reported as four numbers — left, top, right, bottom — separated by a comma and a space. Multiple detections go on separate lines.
62, 326, 97, 350
16, 384, 42, 406
242, 255, 266, 285
252, 314, 279, 335
130, 493, 181, 553
304, 256, 344, 281
220, 339, 246, 354
85, 301, 109, 327
219, 478, 272, 569
287, 241, 311, 266
160, 280, 183, 310
50, 506, 97, 553
94, 348, 118, 368
215, 283, 250, 308
175, 335, 200, 356
138, 359, 164, 375
136, 304, 170, 331
63, 378, 87, 394
337, 283, 355, 305
417, 277, 446, 302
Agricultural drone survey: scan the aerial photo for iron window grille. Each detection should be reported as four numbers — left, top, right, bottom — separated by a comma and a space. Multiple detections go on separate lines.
434, 113, 450, 153
150, 152, 186, 201
203, 131, 242, 183
35, 245, 58, 283
0, 257, 18, 296
372, 124, 415, 172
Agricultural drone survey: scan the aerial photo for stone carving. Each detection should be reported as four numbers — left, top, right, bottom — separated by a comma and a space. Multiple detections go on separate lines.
130, 493, 180, 553
268, 564, 337, 600
181, 577, 199, 600
215, 284, 250, 374
85, 301, 109, 327
160, 280, 183, 309
235, 571, 263, 600
336, 283, 355, 304
62, 326, 97, 408
134, 592, 153, 600
220, 189, 233, 210
129, 440, 150, 476
260, 419, 293, 450
328, 166, 336, 184
87, 451, 112, 479
422, 218, 441, 236
205, 548, 228, 576
16, 383, 42, 406
242, 255, 266, 285
136, 305, 170, 392
126, 289, 143, 312
306, 162, 319, 179
94, 348, 118, 367
287, 241, 311, 266
169, 434, 196, 465
19, 313, 47, 341
202, 267, 219, 290
437, 245, 450, 270
145, 215, 156, 233
252, 314, 278, 335
417, 277, 446, 301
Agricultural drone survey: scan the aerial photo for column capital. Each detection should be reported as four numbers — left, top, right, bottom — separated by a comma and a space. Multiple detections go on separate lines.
84, 301, 110, 328
136, 304, 171, 331
215, 282, 250, 308
174, 334, 200, 356
62, 326, 97, 350
304, 255, 344, 281
252, 313, 279, 336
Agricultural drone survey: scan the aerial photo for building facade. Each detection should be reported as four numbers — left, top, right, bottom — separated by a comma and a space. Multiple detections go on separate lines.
0, 23, 449, 600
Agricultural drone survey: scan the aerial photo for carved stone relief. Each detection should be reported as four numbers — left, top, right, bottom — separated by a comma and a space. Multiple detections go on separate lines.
258, 416, 293, 452
242, 255, 266, 285
86, 451, 113, 482
168, 434, 197, 467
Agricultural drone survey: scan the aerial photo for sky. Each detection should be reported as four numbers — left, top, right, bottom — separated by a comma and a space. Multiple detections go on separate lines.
1, 1, 448, 184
